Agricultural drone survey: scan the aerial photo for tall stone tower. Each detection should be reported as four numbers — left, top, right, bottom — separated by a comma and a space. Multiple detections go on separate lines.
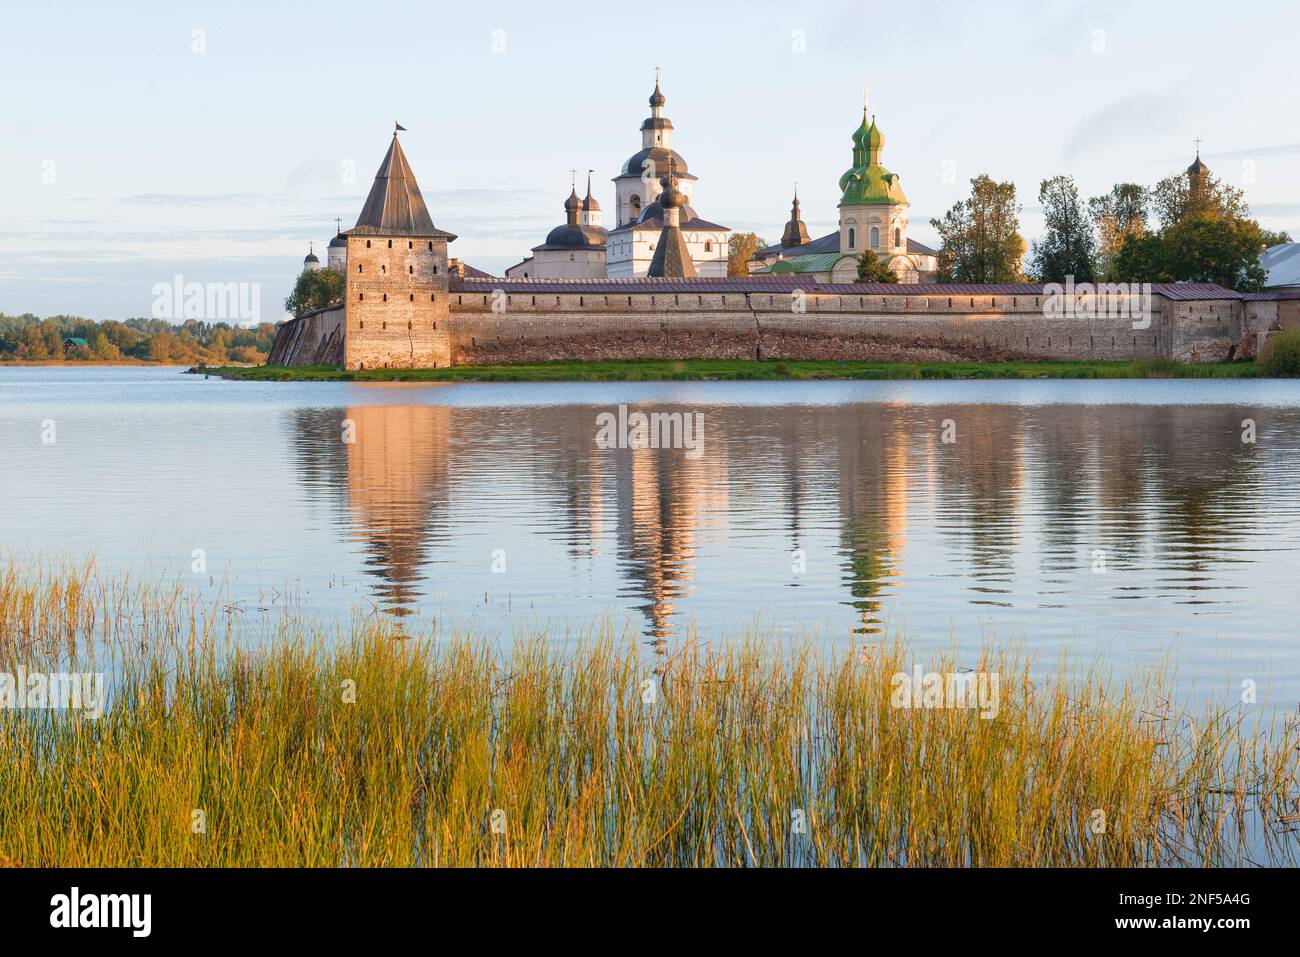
343, 129, 457, 371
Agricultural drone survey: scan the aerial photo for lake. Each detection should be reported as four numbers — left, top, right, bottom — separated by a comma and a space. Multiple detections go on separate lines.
3, 366, 1299, 707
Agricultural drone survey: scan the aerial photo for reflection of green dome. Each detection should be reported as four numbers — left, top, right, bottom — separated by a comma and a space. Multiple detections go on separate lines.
839, 110, 907, 207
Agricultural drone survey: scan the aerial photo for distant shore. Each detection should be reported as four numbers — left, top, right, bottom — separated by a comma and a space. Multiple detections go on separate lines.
1, 360, 259, 368
192, 357, 1265, 383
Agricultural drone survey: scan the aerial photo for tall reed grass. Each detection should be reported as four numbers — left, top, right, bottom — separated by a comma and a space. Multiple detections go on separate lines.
0, 561, 1296, 867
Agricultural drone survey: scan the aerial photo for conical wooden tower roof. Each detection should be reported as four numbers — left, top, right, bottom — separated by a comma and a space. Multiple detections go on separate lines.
349, 133, 456, 239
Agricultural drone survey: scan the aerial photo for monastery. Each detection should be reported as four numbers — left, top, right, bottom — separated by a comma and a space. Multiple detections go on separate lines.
277, 85, 1283, 372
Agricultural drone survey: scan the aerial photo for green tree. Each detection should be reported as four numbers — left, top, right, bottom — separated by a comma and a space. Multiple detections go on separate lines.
1260, 229, 1293, 249
1113, 215, 1267, 291
855, 251, 898, 283
147, 332, 177, 362
930, 174, 1027, 283
1150, 169, 1249, 229
727, 232, 768, 276
20, 325, 49, 360
1030, 175, 1096, 283
1261, 328, 1300, 376
1089, 183, 1148, 279
284, 267, 345, 317
90, 331, 122, 360
42, 323, 64, 360
207, 327, 231, 362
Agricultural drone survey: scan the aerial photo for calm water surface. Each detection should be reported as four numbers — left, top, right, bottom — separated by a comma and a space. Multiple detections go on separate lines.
3, 366, 1299, 704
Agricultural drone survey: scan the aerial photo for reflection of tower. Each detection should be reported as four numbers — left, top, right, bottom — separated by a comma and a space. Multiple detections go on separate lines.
836, 408, 910, 634
343, 404, 451, 616
612, 417, 729, 645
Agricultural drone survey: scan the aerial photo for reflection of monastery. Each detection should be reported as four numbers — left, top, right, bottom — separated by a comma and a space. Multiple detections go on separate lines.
292, 403, 1265, 636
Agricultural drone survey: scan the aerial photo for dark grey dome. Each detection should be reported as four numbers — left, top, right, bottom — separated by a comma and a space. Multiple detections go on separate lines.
327, 233, 347, 248
618, 146, 695, 180
538, 223, 608, 251
303, 251, 319, 263
649, 82, 666, 108
637, 200, 698, 223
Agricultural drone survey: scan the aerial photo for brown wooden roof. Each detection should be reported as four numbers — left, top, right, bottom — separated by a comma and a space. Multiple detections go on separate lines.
345, 134, 457, 240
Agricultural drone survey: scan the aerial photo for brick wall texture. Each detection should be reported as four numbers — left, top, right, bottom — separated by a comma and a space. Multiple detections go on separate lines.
271, 285, 1268, 369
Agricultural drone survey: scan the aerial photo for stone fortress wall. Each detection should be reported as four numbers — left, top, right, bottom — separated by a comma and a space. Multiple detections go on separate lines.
270, 278, 1277, 369
444, 279, 1266, 366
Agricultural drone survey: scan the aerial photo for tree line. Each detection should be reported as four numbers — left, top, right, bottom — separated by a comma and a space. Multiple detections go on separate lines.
729, 163, 1286, 291
930, 167, 1288, 290
0, 314, 277, 364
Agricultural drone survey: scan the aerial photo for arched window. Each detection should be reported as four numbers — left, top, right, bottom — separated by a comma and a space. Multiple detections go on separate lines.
848, 227, 856, 249
630, 194, 641, 219
894, 227, 901, 249
704, 241, 712, 252
870, 227, 880, 249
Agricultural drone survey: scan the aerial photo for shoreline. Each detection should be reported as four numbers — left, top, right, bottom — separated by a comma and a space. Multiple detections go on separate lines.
192, 357, 1267, 383
1, 360, 259, 368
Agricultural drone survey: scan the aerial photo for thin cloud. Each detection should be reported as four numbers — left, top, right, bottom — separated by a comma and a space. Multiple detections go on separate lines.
1063, 93, 1184, 160
1207, 142, 1300, 160
118, 192, 279, 208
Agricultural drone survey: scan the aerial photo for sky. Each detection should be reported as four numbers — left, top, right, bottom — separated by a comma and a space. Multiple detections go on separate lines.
2, 0, 1299, 322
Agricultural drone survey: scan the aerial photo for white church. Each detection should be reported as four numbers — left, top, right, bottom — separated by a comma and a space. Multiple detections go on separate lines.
505, 78, 730, 279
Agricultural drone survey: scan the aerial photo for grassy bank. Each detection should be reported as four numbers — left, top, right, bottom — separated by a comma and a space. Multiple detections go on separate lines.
1, 563, 1296, 867
195, 357, 1263, 383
